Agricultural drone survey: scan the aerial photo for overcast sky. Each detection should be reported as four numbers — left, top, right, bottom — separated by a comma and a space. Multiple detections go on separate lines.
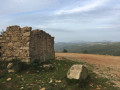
0, 0, 120, 42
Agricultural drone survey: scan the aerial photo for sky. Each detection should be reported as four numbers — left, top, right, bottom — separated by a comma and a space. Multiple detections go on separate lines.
0, 0, 120, 42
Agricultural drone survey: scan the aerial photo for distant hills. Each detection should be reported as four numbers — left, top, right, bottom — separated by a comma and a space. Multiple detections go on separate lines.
55, 41, 120, 56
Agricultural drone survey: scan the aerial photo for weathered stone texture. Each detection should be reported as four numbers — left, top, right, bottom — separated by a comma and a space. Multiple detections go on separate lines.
30, 30, 55, 62
0, 26, 55, 62
67, 64, 88, 80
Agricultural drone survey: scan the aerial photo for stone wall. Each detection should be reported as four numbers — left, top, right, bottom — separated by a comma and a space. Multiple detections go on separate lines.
0, 25, 55, 62
30, 30, 55, 62
0, 26, 31, 62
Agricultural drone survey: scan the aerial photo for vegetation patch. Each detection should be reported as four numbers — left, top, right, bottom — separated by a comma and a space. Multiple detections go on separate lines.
0, 59, 119, 90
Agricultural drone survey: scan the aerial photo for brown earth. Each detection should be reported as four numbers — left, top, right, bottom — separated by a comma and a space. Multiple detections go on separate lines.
55, 53, 120, 88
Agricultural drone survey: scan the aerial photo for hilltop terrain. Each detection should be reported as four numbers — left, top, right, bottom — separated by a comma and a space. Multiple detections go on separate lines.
0, 53, 119, 89
56, 53, 120, 88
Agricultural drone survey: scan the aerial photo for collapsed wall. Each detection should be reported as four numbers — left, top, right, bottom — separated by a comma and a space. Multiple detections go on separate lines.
0, 26, 55, 62
30, 30, 55, 62
0, 26, 31, 62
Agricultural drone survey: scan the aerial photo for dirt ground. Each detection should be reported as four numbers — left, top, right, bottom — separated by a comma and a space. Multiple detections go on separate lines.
55, 53, 120, 88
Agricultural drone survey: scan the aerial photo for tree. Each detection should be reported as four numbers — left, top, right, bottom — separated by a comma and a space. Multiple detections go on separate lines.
82, 50, 88, 54
63, 49, 68, 53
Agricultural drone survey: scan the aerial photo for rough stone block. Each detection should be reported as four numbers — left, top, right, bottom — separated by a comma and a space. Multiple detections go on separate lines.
67, 64, 88, 80
7, 63, 13, 69
20, 47, 29, 50
23, 32, 30, 36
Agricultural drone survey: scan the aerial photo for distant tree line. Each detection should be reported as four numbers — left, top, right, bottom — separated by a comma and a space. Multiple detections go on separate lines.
55, 42, 120, 56
63, 49, 68, 53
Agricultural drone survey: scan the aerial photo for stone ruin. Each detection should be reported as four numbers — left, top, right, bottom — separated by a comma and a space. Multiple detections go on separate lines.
0, 25, 55, 63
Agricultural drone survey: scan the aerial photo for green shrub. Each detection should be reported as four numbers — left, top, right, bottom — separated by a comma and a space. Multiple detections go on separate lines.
0, 58, 55, 73
0, 60, 9, 78
0, 60, 8, 70
63, 49, 68, 53
82, 50, 88, 54
10, 59, 29, 73
0, 59, 29, 73
30, 59, 55, 72
66, 75, 90, 88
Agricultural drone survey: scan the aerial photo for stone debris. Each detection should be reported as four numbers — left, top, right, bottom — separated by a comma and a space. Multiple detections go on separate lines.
7, 63, 13, 69
41, 87, 45, 90
67, 64, 88, 80
43, 64, 52, 68
8, 69, 15, 73
55, 80, 62, 83
49, 79, 53, 83
7, 78, 11, 81
20, 87, 24, 90
0, 25, 55, 63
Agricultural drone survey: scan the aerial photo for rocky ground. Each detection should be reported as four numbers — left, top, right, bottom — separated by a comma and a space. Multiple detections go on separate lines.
56, 53, 120, 88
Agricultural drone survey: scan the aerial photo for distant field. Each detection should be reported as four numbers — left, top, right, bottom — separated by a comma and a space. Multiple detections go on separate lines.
55, 53, 120, 68
56, 53, 120, 88
55, 42, 120, 56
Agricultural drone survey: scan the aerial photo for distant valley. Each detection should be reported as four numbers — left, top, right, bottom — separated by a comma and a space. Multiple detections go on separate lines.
55, 41, 120, 56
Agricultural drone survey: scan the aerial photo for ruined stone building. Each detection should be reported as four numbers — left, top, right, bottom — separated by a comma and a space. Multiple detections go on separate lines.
0, 26, 55, 62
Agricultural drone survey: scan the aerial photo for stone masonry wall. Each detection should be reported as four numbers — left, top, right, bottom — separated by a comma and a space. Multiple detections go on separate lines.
0, 26, 31, 62
0, 26, 55, 63
30, 30, 55, 62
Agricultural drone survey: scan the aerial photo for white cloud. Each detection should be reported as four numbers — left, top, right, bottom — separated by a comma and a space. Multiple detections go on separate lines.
0, 0, 58, 16
96, 24, 120, 29
55, 0, 108, 15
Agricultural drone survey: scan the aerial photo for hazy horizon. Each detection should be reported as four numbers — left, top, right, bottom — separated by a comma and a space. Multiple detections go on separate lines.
0, 0, 120, 42
55, 40, 120, 43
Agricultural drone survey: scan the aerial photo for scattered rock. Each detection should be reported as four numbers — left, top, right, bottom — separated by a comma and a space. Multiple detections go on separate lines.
7, 63, 13, 69
49, 79, 53, 83
41, 87, 45, 90
22, 78, 24, 81
89, 83, 93, 87
20, 87, 24, 89
7, 63, 15, 73
56, 80, 62, 83
37, 70, 39, 72
7, 78, 11, 81
43, 64, 52, 68
67, 64, 88, 80
8, 69, 15, 73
